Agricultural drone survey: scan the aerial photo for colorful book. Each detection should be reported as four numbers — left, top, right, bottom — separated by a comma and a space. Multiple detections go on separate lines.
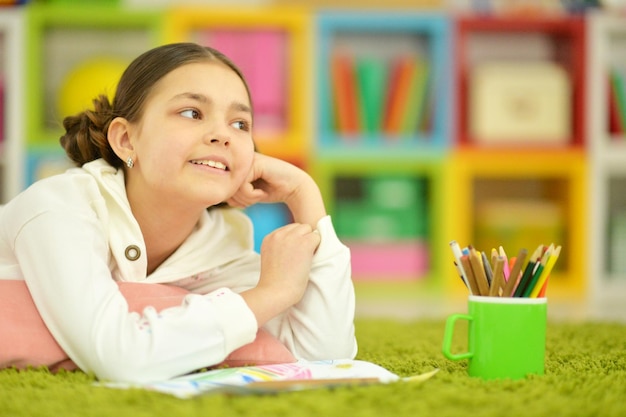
102, 359, 438, 398
610, 69, 626, 136
382, 56, 418, 135
356, 57, 388, 134
608, 73, 623, 135
330, 54, 361, 135
400, 59, 430, 135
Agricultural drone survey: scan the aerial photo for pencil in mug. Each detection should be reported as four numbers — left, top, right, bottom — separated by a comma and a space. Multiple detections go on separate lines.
488, 255, 506, 297
460, 254, 480, 296
498, 246, 510, 281
529, 245, 561, 298
449, 240, 471, 293
513, 245, 544, 297
521, 244, 553, 298
502, 248, 528, 297
469, 248, 490, 296
481, 251, 493, 286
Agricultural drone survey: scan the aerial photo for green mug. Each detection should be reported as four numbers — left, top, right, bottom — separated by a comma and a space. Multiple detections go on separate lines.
442, 295, 547, 380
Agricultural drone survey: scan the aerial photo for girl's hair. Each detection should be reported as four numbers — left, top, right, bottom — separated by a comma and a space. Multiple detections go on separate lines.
60, 42, 252, 168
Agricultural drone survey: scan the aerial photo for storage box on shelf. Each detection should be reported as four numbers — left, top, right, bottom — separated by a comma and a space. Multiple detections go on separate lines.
455, 14, 586, 148
314, 12, 452, 289
0, 9, 25, 203
448, 150, 587, 300
24, 4, 162, 184
586, 12, 626, 315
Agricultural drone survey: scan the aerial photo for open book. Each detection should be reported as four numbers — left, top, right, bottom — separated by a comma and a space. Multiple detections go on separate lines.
103, 359, 438, 398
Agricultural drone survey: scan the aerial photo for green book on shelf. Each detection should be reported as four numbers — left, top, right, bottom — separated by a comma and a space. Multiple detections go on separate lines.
611, 69, 626, 133
356, 57, 388, 134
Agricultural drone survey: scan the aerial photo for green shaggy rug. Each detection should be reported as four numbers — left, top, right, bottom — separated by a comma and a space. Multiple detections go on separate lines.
1, 319, 625, 417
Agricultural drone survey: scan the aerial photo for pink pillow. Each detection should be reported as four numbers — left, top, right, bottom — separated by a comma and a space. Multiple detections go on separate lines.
0, 280, 295, 372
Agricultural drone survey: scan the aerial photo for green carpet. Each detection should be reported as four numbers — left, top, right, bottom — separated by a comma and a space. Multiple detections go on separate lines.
1, 319, 625, 417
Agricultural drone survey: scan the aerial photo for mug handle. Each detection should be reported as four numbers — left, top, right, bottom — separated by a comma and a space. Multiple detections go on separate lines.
442, 313, 473, 360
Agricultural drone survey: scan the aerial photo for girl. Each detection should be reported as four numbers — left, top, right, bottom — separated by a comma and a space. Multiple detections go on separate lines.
0, 43, 357, 382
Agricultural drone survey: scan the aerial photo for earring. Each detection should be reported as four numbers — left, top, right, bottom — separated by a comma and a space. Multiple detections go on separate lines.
126, 156, 134, 168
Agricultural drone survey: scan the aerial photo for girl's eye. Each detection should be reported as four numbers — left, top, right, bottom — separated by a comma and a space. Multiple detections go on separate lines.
231, 120, 250, 131
180, 109, 201, 119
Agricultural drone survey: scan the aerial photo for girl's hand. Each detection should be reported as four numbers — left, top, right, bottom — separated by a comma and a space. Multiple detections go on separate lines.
227, 153, 327, 228
240, 222, 321, 326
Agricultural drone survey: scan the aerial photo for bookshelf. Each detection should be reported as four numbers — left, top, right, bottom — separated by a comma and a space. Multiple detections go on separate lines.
587, 12, 626, 317
314, 12, 452, 290
0, 9, 25, 203
4, 4, 626, 315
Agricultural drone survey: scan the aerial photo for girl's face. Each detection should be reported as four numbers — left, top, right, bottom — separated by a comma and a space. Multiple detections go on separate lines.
126, 61, 255, 210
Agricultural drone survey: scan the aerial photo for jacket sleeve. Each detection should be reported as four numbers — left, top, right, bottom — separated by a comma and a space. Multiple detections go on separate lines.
264, 215, 358, 360
9, 207, 257, 383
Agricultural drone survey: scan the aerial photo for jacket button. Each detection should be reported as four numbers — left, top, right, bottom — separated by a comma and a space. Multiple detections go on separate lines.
124, 245, 141, 261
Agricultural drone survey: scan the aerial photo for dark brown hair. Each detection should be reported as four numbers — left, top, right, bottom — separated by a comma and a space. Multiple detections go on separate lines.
60, 42, 252, 168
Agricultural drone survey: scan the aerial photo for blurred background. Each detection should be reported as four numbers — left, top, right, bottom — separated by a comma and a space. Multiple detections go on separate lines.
1, 0, 625, 321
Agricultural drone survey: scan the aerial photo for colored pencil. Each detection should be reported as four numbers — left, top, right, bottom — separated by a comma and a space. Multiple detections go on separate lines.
470, 248, 490, 296
530, 246, 562, 298
522, 244, 553, 298
460, 254, 479, 296
502, 248, 528, 297
499, 246, 510, 281
481, 251, 493, 286
488, 255, 506, 297
449, 240, 471, 293
513, 245, 544, 297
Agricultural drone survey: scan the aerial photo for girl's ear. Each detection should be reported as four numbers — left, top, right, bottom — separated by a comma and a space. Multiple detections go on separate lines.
108, 117, 134, 162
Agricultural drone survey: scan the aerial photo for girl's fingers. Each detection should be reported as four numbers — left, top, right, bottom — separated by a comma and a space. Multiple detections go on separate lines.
227, 184, 267, 208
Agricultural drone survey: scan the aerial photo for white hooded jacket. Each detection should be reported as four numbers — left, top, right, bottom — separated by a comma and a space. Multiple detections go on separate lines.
0, 159, 357, 382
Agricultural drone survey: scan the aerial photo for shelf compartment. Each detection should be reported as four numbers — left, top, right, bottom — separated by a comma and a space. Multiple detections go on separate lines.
164, 7, 312, 162
316, 12, 451, 154
449, 149, 587, 299
25, 4, 162, 146
313, 155, 447, 287
455, 15, 586, 148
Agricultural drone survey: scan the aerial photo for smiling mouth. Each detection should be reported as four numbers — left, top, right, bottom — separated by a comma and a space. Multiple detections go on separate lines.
190, 160, 229, 171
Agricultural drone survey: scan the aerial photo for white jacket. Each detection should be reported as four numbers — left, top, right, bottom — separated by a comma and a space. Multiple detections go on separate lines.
0, 159, 357, 382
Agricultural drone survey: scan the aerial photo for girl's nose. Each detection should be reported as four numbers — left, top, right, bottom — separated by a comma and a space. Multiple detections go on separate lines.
209, 136, 230, 146
204, 123, 230, 146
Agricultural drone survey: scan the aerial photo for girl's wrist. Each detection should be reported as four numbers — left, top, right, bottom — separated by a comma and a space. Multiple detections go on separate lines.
285, 177, 326, 229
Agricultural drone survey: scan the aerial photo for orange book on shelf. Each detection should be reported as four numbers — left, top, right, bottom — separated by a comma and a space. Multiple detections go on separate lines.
382, 56, 417, 135
330, 54, 360, 135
